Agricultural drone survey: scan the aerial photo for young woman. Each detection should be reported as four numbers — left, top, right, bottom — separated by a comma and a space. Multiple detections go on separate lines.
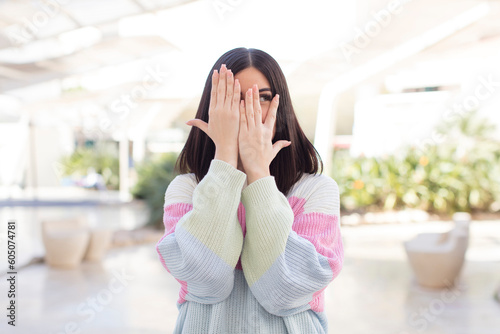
156, 47, 344, 333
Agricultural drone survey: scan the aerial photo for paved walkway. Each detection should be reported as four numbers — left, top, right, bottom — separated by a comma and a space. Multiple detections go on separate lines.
0, 217, 499, 333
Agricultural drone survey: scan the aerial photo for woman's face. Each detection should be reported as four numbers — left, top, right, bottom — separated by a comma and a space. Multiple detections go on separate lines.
234, 67, 276, 138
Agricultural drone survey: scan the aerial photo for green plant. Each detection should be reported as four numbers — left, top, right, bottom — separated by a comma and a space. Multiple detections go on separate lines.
60, 144, 119, 189
131, 152, 179, 229
331, 111, 500, 214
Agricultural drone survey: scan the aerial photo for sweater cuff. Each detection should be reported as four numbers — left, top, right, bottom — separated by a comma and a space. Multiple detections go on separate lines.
241, 175, 277, 208
209, 159, 247, 190
241, 176, 294, 230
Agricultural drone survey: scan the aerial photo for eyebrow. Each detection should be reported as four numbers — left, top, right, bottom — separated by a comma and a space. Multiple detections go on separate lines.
240, 87, 272, 98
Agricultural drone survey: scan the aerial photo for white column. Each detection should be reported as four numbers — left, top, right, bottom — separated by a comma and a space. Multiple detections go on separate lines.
119, 135, 131, 202
133, 135, 145, 162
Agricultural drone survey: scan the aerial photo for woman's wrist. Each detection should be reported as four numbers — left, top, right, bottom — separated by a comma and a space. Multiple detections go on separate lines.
214, 147, 238, 168
246, 169, 270, 184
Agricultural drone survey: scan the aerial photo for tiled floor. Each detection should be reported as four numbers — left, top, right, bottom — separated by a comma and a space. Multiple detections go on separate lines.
0, 212, 499, 333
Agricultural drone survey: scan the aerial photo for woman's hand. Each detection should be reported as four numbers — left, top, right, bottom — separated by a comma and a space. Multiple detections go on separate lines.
238, 84, 291, 184
186, 64, 241, 168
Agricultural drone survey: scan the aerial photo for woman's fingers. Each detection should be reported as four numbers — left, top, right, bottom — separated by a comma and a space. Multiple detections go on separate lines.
245, 88, 254, 130
264, 94, 279, 129
239, 99, 247, 131
252, 84, 262, 127
233, 79, 241, 114
271, 140, 292, 160
225, 70, 234, 111
186, 119, 209, 138
216, 64, 227, 108
208, 69, 218, 112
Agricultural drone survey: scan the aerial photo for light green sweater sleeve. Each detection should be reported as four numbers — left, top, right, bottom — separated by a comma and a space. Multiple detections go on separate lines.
240, 176, 294, 287
174, 158, 247, 267
157, 158, 249, 304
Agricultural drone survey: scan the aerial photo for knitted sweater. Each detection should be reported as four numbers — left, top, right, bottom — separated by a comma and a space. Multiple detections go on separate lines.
156, 159, 344, 333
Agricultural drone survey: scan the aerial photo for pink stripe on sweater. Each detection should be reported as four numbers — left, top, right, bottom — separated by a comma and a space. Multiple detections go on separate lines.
238, 202, 246, 237
163, 202, 193, 234
310, 288, 326, 313
235, 203, 246, 270
288, 196, 307, 217
288, 196, 344, 312
156, 202, 194, 304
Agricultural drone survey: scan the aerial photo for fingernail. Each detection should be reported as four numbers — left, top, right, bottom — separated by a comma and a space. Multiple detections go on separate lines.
221, 64, 226, 69
276, 94, 280, 100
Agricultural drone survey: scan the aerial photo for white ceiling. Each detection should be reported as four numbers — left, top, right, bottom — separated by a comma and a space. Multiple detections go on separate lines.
0, 0, 499, 139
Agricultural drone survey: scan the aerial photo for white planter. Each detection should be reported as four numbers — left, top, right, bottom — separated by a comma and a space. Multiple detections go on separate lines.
83, 228, 114, 261
41, 218, 90, 269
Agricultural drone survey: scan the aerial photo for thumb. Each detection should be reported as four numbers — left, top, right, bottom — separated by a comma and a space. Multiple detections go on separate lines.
186, 119, 209, 136
271, 140, 291, 159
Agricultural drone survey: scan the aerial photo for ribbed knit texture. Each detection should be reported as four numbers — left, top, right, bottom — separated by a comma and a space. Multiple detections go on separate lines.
156, 159, 344, 333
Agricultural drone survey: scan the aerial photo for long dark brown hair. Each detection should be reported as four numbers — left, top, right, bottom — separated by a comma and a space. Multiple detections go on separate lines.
175, 47, 323, 196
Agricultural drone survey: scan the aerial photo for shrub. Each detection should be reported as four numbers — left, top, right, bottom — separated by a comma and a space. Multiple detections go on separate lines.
59, 144, 119, 190
131, 152, 179, 229
331, 112, 500, 214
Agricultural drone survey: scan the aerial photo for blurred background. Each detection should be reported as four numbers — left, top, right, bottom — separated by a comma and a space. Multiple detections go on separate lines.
0, 0, 499, 333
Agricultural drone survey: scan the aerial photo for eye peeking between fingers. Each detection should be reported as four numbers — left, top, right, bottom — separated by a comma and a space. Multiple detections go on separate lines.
259, 94, 272, 103
239, 94, 271, 103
